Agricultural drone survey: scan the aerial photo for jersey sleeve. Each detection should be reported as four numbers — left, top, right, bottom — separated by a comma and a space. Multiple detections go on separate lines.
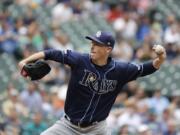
44, 49, 80, 68
125, 61, 157, 82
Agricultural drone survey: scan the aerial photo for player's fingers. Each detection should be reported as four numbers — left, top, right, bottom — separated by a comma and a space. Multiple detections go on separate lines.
21, 69, 28, 77
19, 61, 29, 78
18, 61, 26, 70
20, 69, 31, 80
152, 45, 157, 50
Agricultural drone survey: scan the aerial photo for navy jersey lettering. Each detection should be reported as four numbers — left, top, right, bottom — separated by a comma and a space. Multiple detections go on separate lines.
79, 69, 117, 94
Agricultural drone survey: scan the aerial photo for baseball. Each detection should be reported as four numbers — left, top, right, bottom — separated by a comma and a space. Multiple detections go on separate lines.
154, 45, 164, 55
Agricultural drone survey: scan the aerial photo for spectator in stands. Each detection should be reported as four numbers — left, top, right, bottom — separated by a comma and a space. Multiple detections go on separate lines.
169, 92, 180, 126
147, 89, 169, 115
71, 0, 84, 15
0, 20, 18, 54
0, 123, 6, 135
164, 15, 179, 44
27, 21, 44, 51
137, 0, 152, 14
112, 39, 133, 61
163, 119, 178, 135
136, 15, 151, 42
138, 124, 152, 135
143, 108, 162, 135
51, 1, 73, 25
48, 30, 74, 51
20, 82, 43, 113
5, 83, 16, 97
82, 0, 106, 15
117, 124, 130, 135
50, 86, 65, 119
2, 88, 28, 118
41, 90, 53, 117
163, 15, 180, 60
4, 107, 22, 135
117, 99, 142, 129
136, 41, 154, 61
137, 100, 149, 123
149, 20, 163, 44
113, 12, 137, 41
106, 4, 123, 22
22, 112, 48, 135
159, 108, 174, 134
106, 92, 128, 133
113, 91, 128, 109
15, 18, 30, 51
125, 85, 147, 107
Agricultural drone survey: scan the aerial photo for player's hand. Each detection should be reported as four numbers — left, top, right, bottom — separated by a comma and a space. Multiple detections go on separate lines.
18, 61, 26, 70
152, 44, 166, 59
18, 61, 28, 77
152, 44, 166, 69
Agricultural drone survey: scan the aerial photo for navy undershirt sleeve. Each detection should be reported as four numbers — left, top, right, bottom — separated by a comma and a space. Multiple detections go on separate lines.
44, 49, 80, 68
125, 61, 157, 82
141, 61, 157, 77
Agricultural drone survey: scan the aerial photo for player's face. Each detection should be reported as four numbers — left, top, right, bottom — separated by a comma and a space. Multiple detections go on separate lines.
90, 41, 111, 61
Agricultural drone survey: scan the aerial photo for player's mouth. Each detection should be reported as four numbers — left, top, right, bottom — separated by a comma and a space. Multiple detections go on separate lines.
90, 51, 96, 55
90, 51, 97, 58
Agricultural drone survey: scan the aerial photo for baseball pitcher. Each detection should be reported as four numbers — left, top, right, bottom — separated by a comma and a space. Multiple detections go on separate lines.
19, 31, 166, 135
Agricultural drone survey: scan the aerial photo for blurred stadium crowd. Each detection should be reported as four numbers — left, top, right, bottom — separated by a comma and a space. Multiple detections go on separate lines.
0, 0, 180, 135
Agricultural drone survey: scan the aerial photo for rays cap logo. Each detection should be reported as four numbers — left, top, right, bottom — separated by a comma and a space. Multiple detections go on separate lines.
96, 31, 102, 37
85, 31, 115, 48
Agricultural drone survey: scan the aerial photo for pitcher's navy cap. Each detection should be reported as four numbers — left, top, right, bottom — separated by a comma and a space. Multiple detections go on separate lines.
85, 31, 115, 48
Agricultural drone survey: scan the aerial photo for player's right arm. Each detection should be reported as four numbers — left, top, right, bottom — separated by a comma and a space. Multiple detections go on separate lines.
19, 49, 80, 70
19, 51, 45, 70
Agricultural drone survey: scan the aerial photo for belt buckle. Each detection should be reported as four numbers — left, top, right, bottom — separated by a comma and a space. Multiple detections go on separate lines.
78, 122, 84, 128
78, 122, 81, 127
92, 121, 98, 125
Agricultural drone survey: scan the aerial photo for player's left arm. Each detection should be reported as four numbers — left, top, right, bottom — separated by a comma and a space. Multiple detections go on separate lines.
125, 45, 166, 82
139, 45, 166, 77
152, 44, 166, 69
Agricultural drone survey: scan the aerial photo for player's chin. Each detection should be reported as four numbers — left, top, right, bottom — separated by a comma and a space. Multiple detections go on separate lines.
90, 53, 95, 59
90, 53, 97, 60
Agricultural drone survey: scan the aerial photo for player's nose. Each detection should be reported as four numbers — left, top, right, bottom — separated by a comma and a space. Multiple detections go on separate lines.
91, 43, 95, 50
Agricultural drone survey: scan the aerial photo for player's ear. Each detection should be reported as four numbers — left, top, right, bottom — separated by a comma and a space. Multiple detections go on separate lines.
106, 47, 112, 53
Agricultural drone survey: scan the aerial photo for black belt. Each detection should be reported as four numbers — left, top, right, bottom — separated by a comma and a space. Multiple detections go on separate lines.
64, 115, 98, 128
